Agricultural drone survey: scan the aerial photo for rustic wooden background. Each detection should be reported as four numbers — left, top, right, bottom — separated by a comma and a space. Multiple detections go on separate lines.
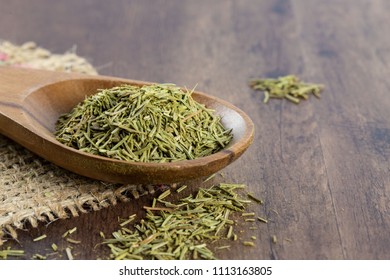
1, 0, 389, 259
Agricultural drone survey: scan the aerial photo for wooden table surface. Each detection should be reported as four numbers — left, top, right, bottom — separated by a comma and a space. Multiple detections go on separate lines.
1, 0, 390, 260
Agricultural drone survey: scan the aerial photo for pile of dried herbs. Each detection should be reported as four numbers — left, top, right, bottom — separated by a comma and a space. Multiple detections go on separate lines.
249, 75, 324, 104
1, 183, 268, 260
102, 183, 252, 260
55, 84, 232, 162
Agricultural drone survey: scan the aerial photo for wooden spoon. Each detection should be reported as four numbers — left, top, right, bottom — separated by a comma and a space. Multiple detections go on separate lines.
0, 67, 254, 184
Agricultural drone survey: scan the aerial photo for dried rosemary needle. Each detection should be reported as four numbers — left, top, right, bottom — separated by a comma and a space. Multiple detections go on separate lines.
0, 247, 24, 259
249, 75, 324, 104
55, 84, 232, 162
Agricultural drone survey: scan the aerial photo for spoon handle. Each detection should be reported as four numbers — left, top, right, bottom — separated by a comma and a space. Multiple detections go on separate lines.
0, 67, 87, 149
0, 67, 70, 102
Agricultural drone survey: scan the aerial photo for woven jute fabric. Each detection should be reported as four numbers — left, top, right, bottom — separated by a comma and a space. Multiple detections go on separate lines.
0, 41, 152, 245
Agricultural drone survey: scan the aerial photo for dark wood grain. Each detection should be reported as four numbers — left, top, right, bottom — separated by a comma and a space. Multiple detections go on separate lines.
1, 0, 389, 260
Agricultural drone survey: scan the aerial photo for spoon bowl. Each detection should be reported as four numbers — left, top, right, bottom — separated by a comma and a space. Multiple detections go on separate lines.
0, 67, 254, 184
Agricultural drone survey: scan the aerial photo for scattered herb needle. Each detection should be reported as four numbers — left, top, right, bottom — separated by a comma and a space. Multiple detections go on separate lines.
216, 245, 231, 251
257, 216, 268, 223
243, 241, 255, 247
247, 193, 263, 204
249, 75, 324, 104
33, 253, 46, 260
65, 247, 74, 260
51, 243, 58, 252
176, 185, 188, 193
66, 238, 81, 244
33, 234, 47, 242
242, 212, 255, 217
0, 247, 24, 259
119, 214, 137, 227
55, 84, 232, 162
62, 227, 77, 238
102, 183, 251, 260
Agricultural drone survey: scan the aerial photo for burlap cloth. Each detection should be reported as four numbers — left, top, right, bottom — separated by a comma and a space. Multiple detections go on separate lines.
0, 41, 153, 245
